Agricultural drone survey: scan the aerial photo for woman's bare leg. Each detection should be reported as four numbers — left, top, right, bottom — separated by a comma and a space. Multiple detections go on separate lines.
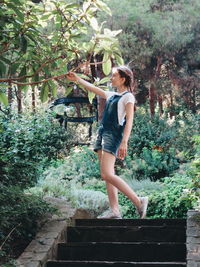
97, 150, 120, 213
100, 150, 141, 208
106, 183, 120, 213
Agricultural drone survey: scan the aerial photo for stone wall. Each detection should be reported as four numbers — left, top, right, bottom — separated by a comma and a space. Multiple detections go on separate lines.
187, 209, 200, 267
15, 199, 94, 267
16, 198, 75, 267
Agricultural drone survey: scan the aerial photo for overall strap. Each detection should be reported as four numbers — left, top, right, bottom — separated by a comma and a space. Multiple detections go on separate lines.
121, 91, 130, 96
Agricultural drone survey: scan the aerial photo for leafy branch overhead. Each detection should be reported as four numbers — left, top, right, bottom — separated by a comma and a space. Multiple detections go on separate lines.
0, 0, 124, 104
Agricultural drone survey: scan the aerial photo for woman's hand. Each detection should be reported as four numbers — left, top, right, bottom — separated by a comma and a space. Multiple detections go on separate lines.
66, 71, 107, 98
66, 72, 80, 82
117, 141, 128, 160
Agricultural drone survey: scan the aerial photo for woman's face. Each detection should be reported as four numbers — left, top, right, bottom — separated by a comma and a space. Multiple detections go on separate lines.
110, 69, 125, 87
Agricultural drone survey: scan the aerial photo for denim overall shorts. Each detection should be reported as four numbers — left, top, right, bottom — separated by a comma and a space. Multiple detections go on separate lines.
94, 92, 129, 157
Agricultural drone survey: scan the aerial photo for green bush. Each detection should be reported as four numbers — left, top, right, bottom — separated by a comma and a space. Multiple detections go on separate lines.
126, 108, 199, 180
71, 188, 109, 216
173, 112, 200, 159
123, 147, 179, 181
127, 109, 179, 180
0, 110, 73, 188
181, 135, 200, 209
128, 108, 177, 158
119, 173, 195, 219
39, 146, 100, 185
0, 184, 56, 263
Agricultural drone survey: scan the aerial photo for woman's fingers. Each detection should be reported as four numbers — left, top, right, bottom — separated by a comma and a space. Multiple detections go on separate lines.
66, 72, 77, 81
118, 147, 127, 160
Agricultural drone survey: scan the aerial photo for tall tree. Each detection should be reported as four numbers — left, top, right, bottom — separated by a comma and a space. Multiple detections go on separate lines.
98, 0, 200, 114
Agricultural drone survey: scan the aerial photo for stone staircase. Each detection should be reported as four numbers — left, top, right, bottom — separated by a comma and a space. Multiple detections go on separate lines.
46, 218, 186, 267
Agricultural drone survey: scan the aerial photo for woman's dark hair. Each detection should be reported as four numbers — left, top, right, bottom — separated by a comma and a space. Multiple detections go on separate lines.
114, 65, 135, 93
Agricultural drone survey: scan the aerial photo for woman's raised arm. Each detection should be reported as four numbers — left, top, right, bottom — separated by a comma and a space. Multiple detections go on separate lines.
66, 72, 106, 99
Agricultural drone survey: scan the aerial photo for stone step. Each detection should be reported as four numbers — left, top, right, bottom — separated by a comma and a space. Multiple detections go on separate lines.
67, 225, 186, 243
57, 242, 186, 262
46, 260, 187, 267
74, 219, 186, 227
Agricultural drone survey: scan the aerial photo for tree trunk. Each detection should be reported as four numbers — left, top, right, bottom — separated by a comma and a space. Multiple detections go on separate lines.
32, 85, 36, 113
17, 87, 22, 113
148, 56, 162, 116
191, 87, 196, 113
169, 90, 174, 119
7, 82, 13, 105
158, 95, 163, 115
149, 82, 156, 116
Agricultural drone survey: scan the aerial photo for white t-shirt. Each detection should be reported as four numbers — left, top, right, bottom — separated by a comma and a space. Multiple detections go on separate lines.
104, 91, 135, 126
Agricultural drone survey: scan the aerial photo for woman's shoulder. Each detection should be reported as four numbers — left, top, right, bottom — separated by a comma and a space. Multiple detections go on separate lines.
104, 91, 117, 99
122, 92, 136, 104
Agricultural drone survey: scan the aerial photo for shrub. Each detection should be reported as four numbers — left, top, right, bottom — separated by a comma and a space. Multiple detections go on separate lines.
123, 148, 179, 181
71, 188, 109, 216
39, 146, 100, 184
173, 112, 200, 159
28, 171, 71, 199
120, 173, 195, 219
127, 109, 179, 180
181, 135, 200, 209
0, 110, 73, 188
0, 184, 56, 263
128, 108, 177, 158
126, 108, 199, 180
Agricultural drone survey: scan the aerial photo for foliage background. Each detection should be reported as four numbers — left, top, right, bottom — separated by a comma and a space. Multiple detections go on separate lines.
0, 0, 200, 265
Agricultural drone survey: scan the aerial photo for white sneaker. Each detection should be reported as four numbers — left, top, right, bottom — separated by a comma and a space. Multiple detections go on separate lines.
137, 197, 148, 219
97, 209, 122, 219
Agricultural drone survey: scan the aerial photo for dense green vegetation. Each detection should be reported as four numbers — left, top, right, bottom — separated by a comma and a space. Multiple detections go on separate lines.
28, 110, 199, 220
0, 0, 199, 265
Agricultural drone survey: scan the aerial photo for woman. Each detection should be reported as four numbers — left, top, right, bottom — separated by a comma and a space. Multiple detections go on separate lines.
66, 66, 148, 219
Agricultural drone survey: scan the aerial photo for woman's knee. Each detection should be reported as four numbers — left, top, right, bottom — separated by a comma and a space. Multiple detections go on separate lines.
101, 171, 114, 182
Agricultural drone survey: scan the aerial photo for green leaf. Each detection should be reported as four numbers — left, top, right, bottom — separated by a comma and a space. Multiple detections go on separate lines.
89, 17, 99, 31
83, 2, 90, 12
65, 86, 73, 96
40, 13, 53, 20
19, 66, 26, 77
43, 65, 50, 76
0, 57, 11, 65
7, 3, 24, 22
88, 91, 95, 104
48, 80, 57, 97
26, 33, 39, 44
12, 0, 22, 5
114, 54, 124, 65
102, 53, 112, 75
96, 34, 116, 42
20, 34, 28, 53
40, 83, 49, 103
104, 28, 122, 37
95, 0, 112, 16
78, 74, 90, 80
0, 92, 8, 106
0, 61, 7, 77
66, 3, 79, 9
10, 63, 20, 75
98, 76, 110, 84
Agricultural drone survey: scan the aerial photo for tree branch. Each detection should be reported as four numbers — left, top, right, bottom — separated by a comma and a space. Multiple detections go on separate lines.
0, 60, 105, 86
0, 223, 21, 250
